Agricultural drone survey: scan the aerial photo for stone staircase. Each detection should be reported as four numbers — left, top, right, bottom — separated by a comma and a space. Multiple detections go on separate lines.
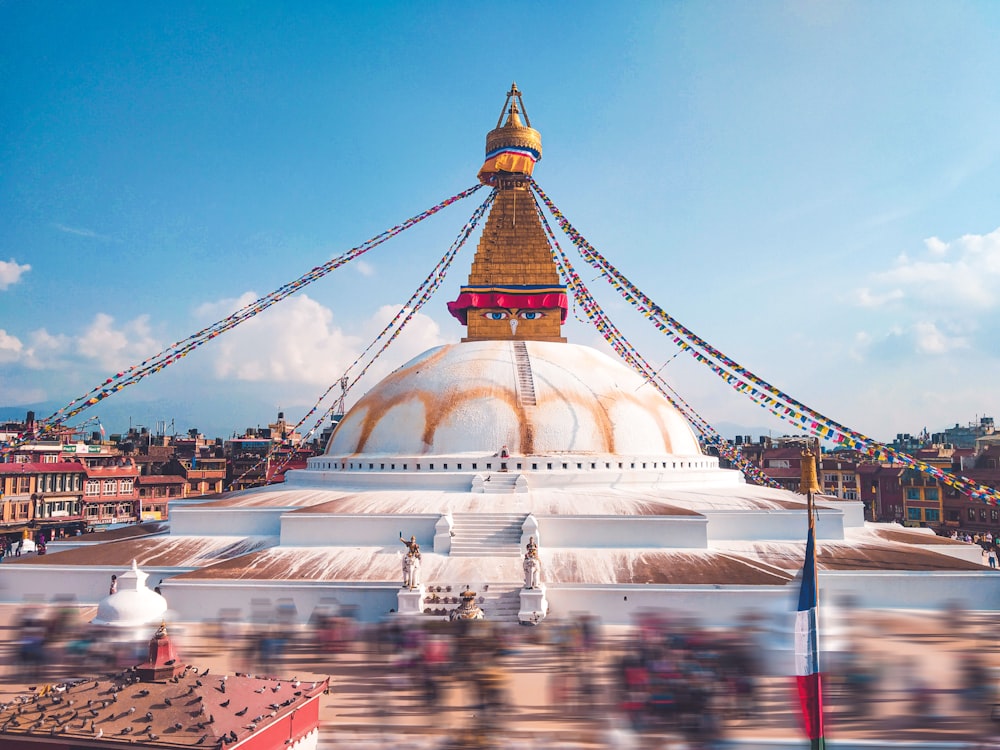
480, 588, 521, 622
449, 512, 525, 557
477, 472, 521, 493
512, 340, 537, 407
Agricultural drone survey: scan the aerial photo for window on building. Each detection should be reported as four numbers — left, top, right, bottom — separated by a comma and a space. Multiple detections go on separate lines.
981, 509, 988, 520
905, 488, 920, 501
925, 488, 939, 502
843, 490, 858, 500
992, 509, 999, 521
767, 459, 791, 469
120, 479, 133, 494
18, 477, 30, 493
85, 480, 100, 496
103, 479, 116, 495
925, 509, 940, 522
824, 474, 837, 484
843, 473, 856, 483
969, 508, 977, 521
907, 508, 922, 521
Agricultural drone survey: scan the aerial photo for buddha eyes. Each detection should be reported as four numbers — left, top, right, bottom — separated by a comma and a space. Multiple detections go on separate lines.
480, 310, 546, 321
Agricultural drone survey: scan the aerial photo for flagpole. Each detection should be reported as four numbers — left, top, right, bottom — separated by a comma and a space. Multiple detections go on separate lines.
798, 448, 826, 749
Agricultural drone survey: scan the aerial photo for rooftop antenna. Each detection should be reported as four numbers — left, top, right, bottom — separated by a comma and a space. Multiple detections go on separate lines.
334, 377, 349, 418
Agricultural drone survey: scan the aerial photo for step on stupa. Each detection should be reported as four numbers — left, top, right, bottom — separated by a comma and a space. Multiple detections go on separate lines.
2, 84, 994, 639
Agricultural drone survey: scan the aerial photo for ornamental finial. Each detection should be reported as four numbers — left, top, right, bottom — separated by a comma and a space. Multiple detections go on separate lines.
480, 83, 542, 183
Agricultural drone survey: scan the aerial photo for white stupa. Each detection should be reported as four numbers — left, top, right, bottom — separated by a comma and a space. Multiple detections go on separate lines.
92, 559, 168, 638
0, 86, 993, 637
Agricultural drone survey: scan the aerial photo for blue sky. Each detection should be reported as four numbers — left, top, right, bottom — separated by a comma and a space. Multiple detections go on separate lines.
2, 1, 999, 442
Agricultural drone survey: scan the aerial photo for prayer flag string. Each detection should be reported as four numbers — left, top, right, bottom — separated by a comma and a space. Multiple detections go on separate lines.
530, 193, 778, 487
529, 178, 1000, 505
5, 183, 485, 454
236, 189, 497, 485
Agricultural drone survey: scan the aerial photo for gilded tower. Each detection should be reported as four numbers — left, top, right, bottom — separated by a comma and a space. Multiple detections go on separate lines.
447, 84, 567, 342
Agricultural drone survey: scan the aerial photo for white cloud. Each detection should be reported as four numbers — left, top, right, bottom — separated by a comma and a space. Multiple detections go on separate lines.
1, 315, 160, 371
852, 321, 971, 362
854, 287, 903, 308
353, 259, 375, 277
194, 293, 452, 392
924, 237, 948, 256
912, 320, 970, 355
869, 226, 1000, 311
17, 328, 71, 370
0, 329, 23, 363
0, 258, 31, 290
851, 226, 1000, 359
53, 223, 115, 241
75, 313, 162, 370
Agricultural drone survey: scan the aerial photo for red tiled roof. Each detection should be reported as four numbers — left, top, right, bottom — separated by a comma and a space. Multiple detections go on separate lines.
137, 475, 186, 486
0, 461, 87, 474
0, 659, 327, 747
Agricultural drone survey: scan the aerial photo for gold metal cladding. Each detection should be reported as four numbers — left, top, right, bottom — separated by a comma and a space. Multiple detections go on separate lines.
485, 82, 542, 159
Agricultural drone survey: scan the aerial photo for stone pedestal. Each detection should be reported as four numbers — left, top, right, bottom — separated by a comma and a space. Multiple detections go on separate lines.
397, 585, 426, 616
518, 585, 548, 625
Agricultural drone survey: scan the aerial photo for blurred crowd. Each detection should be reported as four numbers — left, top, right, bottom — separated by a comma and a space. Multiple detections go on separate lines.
1, 600, 999, 748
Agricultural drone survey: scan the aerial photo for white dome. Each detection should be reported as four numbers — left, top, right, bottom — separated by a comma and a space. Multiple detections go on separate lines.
327, 340, 701, 457
92, 560, 168, 629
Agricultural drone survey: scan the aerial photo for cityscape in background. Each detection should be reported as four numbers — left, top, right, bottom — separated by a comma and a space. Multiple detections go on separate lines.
2, 410, 997, 545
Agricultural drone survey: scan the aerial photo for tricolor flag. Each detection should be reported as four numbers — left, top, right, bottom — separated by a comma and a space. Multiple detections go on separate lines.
795, 520, 826, 749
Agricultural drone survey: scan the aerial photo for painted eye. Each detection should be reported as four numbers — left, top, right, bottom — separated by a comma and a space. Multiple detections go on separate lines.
482, 311, 509, 320
518, 311, 545, 320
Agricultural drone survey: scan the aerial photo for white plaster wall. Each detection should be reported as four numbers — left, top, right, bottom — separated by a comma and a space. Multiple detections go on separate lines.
705, 509, 844, 542
0, 565, 186, 605
536, 516, 707, 548
837, 501, 866, 528
292, 463, 741, 493
169, 507, 288, 536
922, 543, 990, 565
280, 514, 440, 548
818, 570, 1000, 610
160, 580, 400, 623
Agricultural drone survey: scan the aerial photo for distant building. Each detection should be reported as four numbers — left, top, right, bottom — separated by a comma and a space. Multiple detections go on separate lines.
136, 475, 186, 521
168, 437, 227, 497
942, 443, 1000, 534
224, 412, 321, 491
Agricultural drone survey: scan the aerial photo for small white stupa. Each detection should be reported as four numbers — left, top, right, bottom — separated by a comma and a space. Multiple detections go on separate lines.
92, 559, 168, 640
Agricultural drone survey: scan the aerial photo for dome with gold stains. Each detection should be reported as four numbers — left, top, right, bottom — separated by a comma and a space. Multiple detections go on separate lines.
326, 339, 701, 458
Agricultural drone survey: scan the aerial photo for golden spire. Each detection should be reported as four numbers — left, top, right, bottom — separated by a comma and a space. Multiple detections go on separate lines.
448, 84, 567, 343
482, 82, 542, 171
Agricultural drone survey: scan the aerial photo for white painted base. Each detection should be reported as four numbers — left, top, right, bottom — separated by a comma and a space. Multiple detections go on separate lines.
518, 586, 548, 624
396, 585, 426, 616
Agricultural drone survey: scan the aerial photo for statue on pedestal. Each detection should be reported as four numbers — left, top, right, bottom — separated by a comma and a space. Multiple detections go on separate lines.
523, 536, 541, 590
449, 587, 485, 621
400, 534, 422, 589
